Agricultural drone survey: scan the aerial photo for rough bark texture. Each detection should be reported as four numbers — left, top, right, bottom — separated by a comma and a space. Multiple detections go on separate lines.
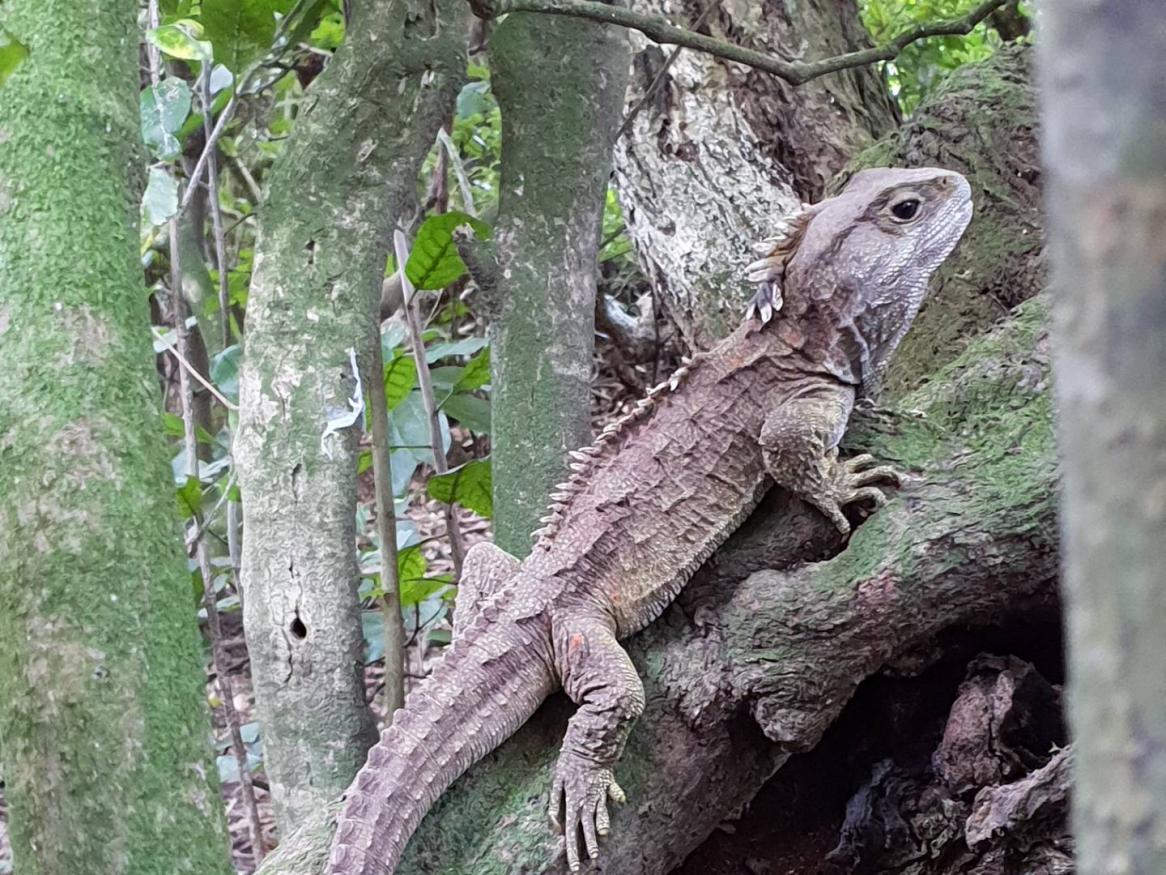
486, 13, 631, 555
613, 0, 898, 346
387, 46, 1048, 874
0, 2, 232, 873
1039, 3, 1166, 872
234, 0, 468, 832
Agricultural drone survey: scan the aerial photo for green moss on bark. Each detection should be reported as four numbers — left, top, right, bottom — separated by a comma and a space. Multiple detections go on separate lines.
486, 13, 630, 555
0, 2, 231, 873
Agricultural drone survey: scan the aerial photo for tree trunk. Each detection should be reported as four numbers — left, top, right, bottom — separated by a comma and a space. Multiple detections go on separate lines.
0, 3, 231, 873
234, 0, 468, 832
613, 0, 898, 345
485, 14, 631, 555
392, 44, 1048, 873
1039, 3, 1166, 872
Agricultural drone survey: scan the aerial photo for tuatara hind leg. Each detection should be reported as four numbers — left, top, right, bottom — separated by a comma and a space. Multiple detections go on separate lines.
760, 382, 901, 535
549, 616, 645, 872
453, 542, 520, 637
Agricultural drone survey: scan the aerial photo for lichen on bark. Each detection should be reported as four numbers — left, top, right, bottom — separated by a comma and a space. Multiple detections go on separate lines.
234, 0, 469, 832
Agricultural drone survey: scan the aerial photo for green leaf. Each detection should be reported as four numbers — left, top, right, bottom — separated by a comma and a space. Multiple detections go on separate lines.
141, 78, 192, 160
455, 347, 491, 392
143, 167, 179, 226
361, 610, 384, 664
201, 0, 294, 73
148, 21, 212, 62
441, 393, 490, 434
456, 81, 492, 120
406, 211, 491, 291
424, 336, 488, 363
211, 344, 241, 403
400, 576, 449, 608
176, 476, 203, 517
427, 459, 492, 519
0, 28, 29, 89
384, 353, 417, 411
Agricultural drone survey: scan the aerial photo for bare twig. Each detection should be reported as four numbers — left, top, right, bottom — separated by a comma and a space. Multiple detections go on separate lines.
152, 328, 239, 411
178, 0, 311, 216
147, 5, 265, 859
436, 128, 478, 218
368, 320, 407, 717
393, 231, 467, 575
614, 0, 720, 142
479, 0, 1008, 86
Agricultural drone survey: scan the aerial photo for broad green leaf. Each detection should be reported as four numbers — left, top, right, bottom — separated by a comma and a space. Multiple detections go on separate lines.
456, 81, 492, 120
176, 476, 203, 517
384, 353, 417, 411
456, 347, 491, 392
441, 393, 490, 434
427, 459, 492, 519
211, 344, 241, 403
141, 78, 192, 160
202, 0, 294, 73
424, 336, 488, 363
400, 576, 449, 608
406, 211, 491, 291
148, 22, 212, 62
0, 29, 29, 89
428, 365, 465, 396
143, 167, 179, 226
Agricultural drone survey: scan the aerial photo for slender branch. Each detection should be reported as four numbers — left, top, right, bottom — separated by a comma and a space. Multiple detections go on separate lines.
393, 231, 467, 575
479, 0, 1008, 85
368, 320, 407, 717
614, 0, 719, 142
436, 128, 478, 218
178, 0, 311, 217
153, 328, 239, 411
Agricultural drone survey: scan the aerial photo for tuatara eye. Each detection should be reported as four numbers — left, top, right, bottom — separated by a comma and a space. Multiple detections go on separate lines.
890, 198, 921, 222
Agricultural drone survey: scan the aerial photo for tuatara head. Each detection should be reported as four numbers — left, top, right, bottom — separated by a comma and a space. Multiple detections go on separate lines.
746, 167, 973, 328
746, 167, 972, 387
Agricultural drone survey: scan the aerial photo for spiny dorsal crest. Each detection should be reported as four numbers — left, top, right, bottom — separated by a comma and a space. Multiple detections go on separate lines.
531, 356, 697, 547
744, 204, 816, 324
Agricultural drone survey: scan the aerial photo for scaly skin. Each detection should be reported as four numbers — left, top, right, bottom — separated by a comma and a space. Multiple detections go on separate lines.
327, 167, 973, 874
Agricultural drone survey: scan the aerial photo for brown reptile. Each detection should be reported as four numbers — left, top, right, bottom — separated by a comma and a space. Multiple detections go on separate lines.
327, 166, 973, 874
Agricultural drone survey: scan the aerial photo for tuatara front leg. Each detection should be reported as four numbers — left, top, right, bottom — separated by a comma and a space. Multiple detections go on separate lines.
761, 381, 902, 535
549, 616, 645, 872
453, 541, 520, 636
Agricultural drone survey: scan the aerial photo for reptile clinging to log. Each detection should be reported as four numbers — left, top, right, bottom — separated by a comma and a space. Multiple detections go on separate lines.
327, 167, 973, 874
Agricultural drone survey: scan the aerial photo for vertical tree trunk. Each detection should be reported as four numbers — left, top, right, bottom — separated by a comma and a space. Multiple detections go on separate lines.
614, 0, 898, 345
1039, 3, 1166, 871
0, 3, 232, 873
234, 0, 467, 832
486, 14, 631, 555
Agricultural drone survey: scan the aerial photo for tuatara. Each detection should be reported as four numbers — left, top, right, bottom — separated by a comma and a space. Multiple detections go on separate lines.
327, 166, 973, 874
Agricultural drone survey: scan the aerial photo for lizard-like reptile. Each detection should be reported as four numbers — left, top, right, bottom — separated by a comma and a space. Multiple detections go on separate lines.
328, 167, 973, 874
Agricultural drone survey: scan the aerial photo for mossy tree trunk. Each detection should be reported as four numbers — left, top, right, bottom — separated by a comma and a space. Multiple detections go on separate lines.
0, 2, 232, 873
1039, 3, 1166, 871
483, 14, 631, 555
234, 0, 468, 833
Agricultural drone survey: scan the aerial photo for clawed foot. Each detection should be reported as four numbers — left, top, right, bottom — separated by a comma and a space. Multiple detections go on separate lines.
810, 451, 903, 536
549, 752, 627, 872
745, 280, 782, 324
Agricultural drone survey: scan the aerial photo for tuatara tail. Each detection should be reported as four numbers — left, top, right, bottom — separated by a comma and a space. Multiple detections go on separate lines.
327, 620, 555, 875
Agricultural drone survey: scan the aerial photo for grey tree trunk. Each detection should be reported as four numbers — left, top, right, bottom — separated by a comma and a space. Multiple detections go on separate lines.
1038, 3, 1166, 872
613, 0, 898, 345
0, 2, 232, 873
234, 0, 468, 832
485, 14, 631, 555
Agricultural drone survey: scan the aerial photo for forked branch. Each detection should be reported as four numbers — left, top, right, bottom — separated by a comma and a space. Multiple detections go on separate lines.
472, 0, 1010, 85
